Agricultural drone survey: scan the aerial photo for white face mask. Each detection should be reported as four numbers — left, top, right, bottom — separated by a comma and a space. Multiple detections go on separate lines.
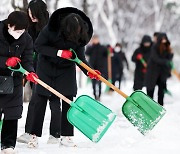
8, 28, 25, 39
114, 46, 121, 53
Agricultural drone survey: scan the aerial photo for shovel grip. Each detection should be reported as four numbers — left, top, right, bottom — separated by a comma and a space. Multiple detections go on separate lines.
80, 62, 128, 99
24, 71, 72, 104
140, 58, 147, 68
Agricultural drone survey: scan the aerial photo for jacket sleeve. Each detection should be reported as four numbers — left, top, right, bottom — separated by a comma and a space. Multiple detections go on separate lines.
21, 34, 34, 72
0, 57, 8, 68
131, 49, 139, 63
34, 26, 59, 58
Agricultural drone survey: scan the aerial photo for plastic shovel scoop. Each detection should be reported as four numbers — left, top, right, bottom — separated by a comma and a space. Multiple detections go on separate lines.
122, 91, 166, 134
67, 48, 166, 135
68, 95, 116, 142
8, 63, 116, 142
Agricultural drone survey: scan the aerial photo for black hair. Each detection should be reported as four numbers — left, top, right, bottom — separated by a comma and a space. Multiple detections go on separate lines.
115, 42, 122, 47
153, 32, 160, 37
6, 11, 29, 30
60, 13, 89, 46
28, 0, 49, 30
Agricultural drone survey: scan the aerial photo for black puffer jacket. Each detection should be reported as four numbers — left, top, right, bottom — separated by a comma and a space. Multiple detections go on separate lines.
0, 21, 34, 119
34, 7, 93, 97
0, 22, 34, 84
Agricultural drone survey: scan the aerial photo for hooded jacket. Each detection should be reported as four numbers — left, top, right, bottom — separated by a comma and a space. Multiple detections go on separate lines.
34, 7, 93, 96
131, 35, 152, 90
144, 33, 173, 90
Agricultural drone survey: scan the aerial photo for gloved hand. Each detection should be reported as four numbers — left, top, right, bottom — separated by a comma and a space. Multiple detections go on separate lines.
26, 72, 38, 84
87, 70, 101, 80
57, 50, 72, 59
136, 53, 143, 60
6, 57, 21, 67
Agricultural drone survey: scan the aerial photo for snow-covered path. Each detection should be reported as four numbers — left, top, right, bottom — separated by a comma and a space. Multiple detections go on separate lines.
16, 77, 180, 154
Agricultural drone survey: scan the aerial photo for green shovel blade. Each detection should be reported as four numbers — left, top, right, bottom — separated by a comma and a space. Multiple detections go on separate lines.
122, 90, 166, 135
67, 95, 116, 143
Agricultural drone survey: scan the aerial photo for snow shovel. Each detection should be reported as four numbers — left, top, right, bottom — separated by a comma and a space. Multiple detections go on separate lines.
68, 48, 166, 135
8, 63, 116, 143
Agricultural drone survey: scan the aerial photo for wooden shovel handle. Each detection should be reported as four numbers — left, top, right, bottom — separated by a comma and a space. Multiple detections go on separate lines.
80, 62, 128, 99
107, 53, 112, 79
171, 69, 180, 81
24, 71, 72, 104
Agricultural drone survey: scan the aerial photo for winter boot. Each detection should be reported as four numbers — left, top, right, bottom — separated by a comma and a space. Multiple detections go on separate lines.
17, 132, 31, 144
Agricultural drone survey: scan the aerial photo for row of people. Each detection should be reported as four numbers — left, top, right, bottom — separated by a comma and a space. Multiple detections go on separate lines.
132, 32, 173, 106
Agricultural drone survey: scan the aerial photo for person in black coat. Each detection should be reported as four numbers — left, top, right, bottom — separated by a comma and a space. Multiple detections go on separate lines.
27, 7, 97, 148
144, 33, 173, 106
112, 43, 129, 89
0, 11, 37, 153
132, 35, 152, 90
17, 0, 60, 145
85, 35, 108, 101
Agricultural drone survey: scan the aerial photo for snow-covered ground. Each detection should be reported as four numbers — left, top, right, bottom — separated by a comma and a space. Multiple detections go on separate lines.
16, 74, 180, 154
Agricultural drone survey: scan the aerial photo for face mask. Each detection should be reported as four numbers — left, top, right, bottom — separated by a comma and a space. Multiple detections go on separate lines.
8, 28, 24, 39
114, 46, 121, 53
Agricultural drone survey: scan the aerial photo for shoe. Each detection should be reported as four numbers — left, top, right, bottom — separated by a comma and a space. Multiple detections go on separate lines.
27, 134, 38, 148
60, 136, 76, 147
47, 135, 59, 144
17, 133, 31, 144
95, 96, 100, 101
1, 148, 17, 154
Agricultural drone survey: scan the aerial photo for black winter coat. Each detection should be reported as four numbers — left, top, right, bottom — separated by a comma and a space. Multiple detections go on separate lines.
132, 46, 152, 89
0, 21, 34, 120
112, 50, 128, 81
34, 7, 93, 97
132, 35, 152, 90
144, 44, 173, 90
85, 43, 108, 76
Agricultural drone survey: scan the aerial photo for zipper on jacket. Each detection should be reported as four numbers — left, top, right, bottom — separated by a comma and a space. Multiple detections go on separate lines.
15, 45, 19, 53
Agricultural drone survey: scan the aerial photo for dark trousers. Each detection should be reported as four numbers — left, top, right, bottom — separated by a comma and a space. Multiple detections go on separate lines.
1, 119, 18, 149
112, 74, 123, 89
29, 93, 73, 137
147, 78, 166, 106
92, 79, 102, 99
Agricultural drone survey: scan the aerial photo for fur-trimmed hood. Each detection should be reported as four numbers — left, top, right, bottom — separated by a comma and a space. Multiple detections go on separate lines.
157, 32, 170, 45
48, 7, 93, 46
